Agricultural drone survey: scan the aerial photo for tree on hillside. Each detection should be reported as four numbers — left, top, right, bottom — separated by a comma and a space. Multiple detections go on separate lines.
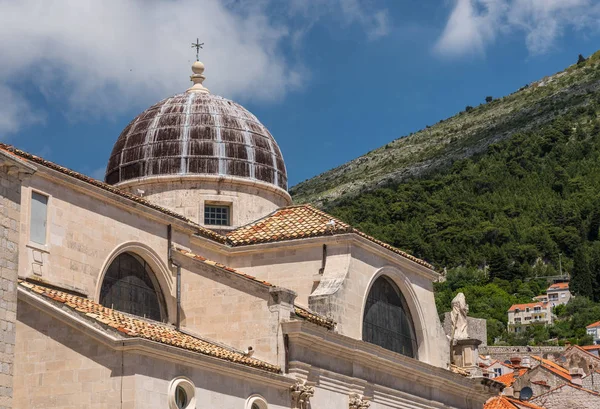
465, 105, 474, 112
572, 246, 594, 298
489, 249, 511, 281
485, 96, 493, 103
578, 54, 587, 65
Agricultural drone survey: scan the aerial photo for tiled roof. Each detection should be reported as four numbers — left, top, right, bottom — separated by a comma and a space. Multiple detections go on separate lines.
226, 205, 434, 269
484, 396, 545, 409
582, 345, 600, 350
586, 320, 600, 329
547, 282, 569, 290
508, 302, 546, 312
18, 280, 280, 373
3, 143, 433, 271
0, 144, 225, 244
175, 248, 336, 330
294, 304, 336, 330
531, 356, 571, 380
494, 369, 528, 386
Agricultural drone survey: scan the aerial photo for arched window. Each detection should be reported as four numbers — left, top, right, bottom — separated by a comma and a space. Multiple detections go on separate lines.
100, 252, 165, 321
362, 276, 418, 358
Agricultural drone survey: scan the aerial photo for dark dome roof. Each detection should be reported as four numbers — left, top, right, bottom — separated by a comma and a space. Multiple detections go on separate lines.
105, 92, 287, 190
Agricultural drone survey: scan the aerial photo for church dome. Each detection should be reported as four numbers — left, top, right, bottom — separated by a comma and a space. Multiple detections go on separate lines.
105, 62, 287, 191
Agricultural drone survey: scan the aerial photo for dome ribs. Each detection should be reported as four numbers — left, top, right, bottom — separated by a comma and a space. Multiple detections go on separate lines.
105, 93, 287, 190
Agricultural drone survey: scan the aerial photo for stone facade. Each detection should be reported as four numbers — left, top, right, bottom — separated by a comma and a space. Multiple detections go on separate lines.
117, 176, 292, 230
0, 128, 506, 408
582, 371, 600, 392
531, 383, 600, 409
0, 153, 34, 409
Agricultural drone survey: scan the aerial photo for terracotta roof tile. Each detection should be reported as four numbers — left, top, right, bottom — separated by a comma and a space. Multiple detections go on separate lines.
508, 302, 546, 312
484, 396, 547, 409
531, 356, 571, 380
495, 369, 528, 386
19, 280, 280, 373
174, 248, 336, 330
0, 144, 225, 244
226, 205, 434, 269
505, 397, 546, 409
586, 320, 600, 329
547, 282, 569, 290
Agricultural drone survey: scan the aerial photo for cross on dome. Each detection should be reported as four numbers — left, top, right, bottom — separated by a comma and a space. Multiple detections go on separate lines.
187, 38, 209, 94
191, 38, 204, 61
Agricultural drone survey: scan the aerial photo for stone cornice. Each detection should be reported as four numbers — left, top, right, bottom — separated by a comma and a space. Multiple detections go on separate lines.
282, 321, 500, 402
114, 174, 293, 204
0, 150, 37, 177
18, 287, 293, 388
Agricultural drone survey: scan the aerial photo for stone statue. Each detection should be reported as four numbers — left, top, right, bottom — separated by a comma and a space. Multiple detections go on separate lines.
291, 379, 314, 409
450, 292, 469, 341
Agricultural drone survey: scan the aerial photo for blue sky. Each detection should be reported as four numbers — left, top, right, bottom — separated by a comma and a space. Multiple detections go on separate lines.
2, 0, 600, 187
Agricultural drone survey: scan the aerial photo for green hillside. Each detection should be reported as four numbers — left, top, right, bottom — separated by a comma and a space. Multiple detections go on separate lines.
291, 51, 600, 207
291, 53, 600, 345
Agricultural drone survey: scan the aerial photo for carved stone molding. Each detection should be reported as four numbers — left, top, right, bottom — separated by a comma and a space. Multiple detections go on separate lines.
290, 379, 314, 409
349, 393, 370, 409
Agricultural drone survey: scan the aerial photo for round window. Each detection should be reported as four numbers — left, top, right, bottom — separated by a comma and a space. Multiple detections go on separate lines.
168, 377, 195, 409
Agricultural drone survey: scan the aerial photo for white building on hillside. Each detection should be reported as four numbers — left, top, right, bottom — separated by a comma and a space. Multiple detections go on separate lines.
546, 282, 571, 308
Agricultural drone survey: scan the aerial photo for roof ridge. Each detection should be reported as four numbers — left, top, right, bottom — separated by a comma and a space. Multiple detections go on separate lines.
532, 380, 600, 399
174, 248, 336, 329
0, 143, 226, 244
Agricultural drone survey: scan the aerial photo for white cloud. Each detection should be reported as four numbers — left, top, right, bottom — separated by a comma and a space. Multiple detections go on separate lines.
0, 0, 389, 138
435, 0, 600, 57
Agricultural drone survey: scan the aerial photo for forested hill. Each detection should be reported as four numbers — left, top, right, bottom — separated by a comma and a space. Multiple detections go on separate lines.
291, 51, 600, 206
291, 54, 600, 345
327, 89, 600, 345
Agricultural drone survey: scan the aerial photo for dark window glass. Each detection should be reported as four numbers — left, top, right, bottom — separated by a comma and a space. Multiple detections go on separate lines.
100, 253, 164, 321
175, 386, 188, 409
204, 204, 230, 226
362, 276, 418, 358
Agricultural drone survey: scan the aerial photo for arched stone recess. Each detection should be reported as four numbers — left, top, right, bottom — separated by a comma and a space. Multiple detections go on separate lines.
359, 266, 431, 363
95, 241, 175, 324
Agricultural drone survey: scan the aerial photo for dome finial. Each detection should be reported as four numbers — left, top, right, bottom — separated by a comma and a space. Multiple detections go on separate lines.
187, 38, 210, 94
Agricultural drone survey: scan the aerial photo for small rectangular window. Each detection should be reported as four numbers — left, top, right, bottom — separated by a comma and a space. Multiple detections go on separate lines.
204, 204, 230, 226
30, 192, 48, 245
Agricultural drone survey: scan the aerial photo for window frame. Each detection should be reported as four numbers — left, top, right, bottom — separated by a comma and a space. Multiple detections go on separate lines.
99, 252, 167, 322
168, 377, 196, 409
245, 394, 268, 409
28, 189, 50, 248
203, 203, 231, 226
362, 275, 418, 359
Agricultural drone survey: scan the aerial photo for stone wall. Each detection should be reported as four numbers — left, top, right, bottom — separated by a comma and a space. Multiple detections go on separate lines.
0, 159, 31, 409
443, 313, 488, 346
479, 346, 565, 361
14, 301, 291, 409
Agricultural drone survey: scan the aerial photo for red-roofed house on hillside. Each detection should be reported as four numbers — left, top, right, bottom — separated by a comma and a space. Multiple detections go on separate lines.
546, 281, 571, 308
507, 302, 552, 333
586, 321, 600, 345
0, 57, 503, 409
